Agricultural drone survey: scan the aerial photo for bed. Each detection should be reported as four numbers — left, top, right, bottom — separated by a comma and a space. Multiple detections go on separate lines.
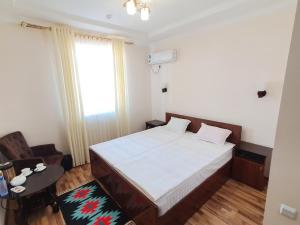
90, 112, 242, 225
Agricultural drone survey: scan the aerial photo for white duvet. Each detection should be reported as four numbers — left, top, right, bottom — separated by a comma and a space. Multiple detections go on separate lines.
91, 127, 234, 215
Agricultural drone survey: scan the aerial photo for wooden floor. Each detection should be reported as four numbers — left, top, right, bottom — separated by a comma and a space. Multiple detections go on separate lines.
27, 164, 266, 225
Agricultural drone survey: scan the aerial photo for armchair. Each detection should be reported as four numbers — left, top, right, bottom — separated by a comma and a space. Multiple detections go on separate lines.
0, 131, 64, 174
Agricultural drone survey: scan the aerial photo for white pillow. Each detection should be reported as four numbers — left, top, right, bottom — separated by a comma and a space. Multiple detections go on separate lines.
196, 123, 232, 145
165, 117, 191, 134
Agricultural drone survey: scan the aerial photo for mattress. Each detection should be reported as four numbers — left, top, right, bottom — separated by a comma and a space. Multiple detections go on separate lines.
91, 127, 235, 215
91, 127, 182, 166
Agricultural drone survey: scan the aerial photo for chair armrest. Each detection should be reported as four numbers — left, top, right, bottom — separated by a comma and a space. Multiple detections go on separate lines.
13, 157, 44, 174
31, 144, 63, 157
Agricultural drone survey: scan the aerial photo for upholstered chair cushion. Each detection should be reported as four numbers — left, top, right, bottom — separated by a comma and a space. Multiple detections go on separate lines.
0, 131, 33, 160
43, 155, 64, 165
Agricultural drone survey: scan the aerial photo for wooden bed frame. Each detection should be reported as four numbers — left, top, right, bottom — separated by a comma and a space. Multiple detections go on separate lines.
90, 112, 242, 225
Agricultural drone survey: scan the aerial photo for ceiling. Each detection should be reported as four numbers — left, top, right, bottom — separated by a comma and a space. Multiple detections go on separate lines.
0, 0, 296, 43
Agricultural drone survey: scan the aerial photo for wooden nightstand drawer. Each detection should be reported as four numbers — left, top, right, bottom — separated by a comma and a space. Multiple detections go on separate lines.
232, 150, 265, 190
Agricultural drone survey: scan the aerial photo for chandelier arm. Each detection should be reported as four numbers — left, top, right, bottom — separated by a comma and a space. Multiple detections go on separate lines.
124, 0, 151, 20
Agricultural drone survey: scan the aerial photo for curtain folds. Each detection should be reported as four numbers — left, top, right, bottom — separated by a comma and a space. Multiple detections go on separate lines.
113, 39, 129, 137
52, 26, 89, 166
85, 113, 118, 145
51, 26, 129, 166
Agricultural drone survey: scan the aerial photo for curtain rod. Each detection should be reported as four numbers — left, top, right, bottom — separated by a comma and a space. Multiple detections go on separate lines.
20, 21, 134, 45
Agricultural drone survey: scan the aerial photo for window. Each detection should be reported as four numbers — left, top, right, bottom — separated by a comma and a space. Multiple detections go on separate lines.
75, 40, 116, 116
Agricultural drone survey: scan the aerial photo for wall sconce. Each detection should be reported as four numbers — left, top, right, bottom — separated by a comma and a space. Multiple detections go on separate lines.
257, 82, 267, 98
161, 83, 168, 93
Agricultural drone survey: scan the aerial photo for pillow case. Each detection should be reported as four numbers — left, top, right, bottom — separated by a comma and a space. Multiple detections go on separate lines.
196, 123, 232, 145
165, 117, 191, 134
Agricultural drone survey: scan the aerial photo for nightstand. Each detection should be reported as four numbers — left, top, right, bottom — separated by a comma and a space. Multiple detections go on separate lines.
145, 120, 166, 129
232, 149, 266, 190
239, 141, 273, 178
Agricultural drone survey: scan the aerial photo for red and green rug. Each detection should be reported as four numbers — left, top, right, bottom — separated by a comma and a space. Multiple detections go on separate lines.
58, 181, 129, 225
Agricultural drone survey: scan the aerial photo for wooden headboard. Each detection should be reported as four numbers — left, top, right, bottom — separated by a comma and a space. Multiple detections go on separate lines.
166, 112, 242, 147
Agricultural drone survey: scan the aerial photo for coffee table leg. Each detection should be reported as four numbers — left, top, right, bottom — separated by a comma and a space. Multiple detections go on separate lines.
52, 201, 59, 213
16, 199, 29, 225
16, 211, 28, 225
48, 184, 60, 213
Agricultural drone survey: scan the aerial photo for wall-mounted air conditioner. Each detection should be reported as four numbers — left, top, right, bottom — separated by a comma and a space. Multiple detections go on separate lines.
148, 50, 177, 65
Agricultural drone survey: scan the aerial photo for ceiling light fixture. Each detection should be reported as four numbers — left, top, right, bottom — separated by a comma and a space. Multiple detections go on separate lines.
124, 0, 151, 21
141, 7, 150, 21
126, 0, 137, 15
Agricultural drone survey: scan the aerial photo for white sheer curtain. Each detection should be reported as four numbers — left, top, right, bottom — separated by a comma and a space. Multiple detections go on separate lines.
52, 26, 89, 166
52, 25, 129, 166
112, 39, 129, 137
75, 36, 121, 145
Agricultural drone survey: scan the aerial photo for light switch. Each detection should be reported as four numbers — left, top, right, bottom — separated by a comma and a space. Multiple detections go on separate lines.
280, 204, 297, 220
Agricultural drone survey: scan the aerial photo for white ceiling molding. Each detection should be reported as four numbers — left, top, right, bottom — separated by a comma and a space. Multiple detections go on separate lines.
0, 1, 149, 44
148, 0, 297, 43
148, 0, 297, 42
0, 0, 297, 44
148, 0, 248, 39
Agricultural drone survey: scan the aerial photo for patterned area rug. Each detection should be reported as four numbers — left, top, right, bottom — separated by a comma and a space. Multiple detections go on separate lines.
58, 181, 129, 225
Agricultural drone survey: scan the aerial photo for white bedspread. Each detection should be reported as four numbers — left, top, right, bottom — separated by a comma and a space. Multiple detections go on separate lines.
91, 127, 182, 166
91, 127, 235, 215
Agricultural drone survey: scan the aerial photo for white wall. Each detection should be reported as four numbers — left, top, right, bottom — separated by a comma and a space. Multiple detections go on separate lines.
149, 7, 295, 147
125, 45, 152, 133
264, 1, 300, 224
0, 22, 68, 151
